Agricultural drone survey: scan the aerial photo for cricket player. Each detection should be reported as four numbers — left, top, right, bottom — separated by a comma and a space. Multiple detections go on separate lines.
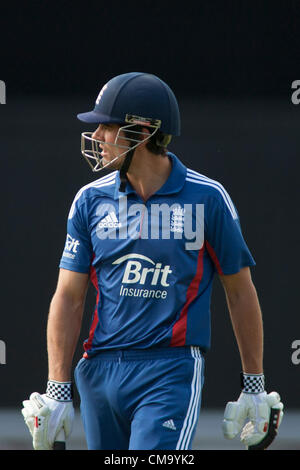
22, 72, 283, 450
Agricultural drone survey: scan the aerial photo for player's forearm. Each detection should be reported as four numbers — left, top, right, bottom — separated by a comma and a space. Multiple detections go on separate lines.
225, 282, 264, 374
47, 292, 84, 382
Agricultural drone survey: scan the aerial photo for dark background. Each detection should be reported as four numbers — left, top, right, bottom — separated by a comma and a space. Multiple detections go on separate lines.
0, 1, 299, 412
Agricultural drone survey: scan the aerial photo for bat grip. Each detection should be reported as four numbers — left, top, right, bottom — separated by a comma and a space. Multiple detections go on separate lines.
53, 428, 66, 450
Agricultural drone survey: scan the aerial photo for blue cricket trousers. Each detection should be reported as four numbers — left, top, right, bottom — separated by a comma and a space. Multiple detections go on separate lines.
74, 346, 204, 450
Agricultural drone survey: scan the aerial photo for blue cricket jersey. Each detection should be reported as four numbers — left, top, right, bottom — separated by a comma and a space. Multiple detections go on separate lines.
59, 153, 255, 357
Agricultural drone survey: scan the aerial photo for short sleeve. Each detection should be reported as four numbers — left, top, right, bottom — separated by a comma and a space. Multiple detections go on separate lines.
205, 193, 255, 275
59, 196, 93, 274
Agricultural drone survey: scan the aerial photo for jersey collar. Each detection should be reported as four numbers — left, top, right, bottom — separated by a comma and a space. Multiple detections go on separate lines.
114, 152, 187, 200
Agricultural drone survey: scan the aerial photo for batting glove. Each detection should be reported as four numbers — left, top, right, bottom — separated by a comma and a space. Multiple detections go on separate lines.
222, 373, 284, 450
21, 380, 74, 450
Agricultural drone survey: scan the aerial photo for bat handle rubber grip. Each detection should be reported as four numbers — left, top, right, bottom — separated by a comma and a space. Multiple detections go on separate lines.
53, 429, 66, 450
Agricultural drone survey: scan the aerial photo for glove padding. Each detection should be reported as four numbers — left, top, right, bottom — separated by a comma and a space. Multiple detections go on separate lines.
22, 392, 74, 450
222, 391, 283, 450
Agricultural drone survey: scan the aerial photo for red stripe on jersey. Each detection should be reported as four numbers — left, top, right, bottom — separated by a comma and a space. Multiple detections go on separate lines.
83, 258, 99, 358
170, 246, 205, 346
205, 240, 224, 275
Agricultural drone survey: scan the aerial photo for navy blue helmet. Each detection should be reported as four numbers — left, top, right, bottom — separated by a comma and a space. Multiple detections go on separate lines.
77, 72, 181, 136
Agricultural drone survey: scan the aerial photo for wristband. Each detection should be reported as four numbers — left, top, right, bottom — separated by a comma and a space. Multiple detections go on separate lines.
46, 380, 73, 402
240, 372, 265, 394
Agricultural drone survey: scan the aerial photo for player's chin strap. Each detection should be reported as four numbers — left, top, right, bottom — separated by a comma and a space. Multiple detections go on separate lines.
119, 146, 135, 192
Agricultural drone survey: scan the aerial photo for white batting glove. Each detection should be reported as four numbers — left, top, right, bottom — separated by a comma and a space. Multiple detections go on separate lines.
21, 381, 74, 450
222, 373, 284, 450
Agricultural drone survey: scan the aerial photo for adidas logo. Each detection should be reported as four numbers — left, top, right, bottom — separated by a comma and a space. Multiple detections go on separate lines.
98, 212, 121, 228
162, 419, 176, 431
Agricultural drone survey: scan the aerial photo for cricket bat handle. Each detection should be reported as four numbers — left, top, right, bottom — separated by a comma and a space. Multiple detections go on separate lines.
53, 428, 66, 450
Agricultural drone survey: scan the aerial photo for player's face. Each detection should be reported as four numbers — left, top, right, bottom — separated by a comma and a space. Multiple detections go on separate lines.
92, 123, 129, 170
